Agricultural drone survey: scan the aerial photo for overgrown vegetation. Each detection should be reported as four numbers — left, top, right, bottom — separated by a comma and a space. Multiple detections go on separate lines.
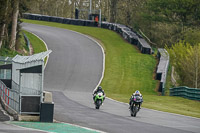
166, 42, 200, 88
0, 30, 28, 57
0, 47, 18, 57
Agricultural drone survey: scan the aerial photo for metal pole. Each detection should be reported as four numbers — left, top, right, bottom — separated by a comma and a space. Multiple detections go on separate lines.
41, 61, 44, 103
99, 9, 101, 27
90, 0, 92, 14
4, 57, 9, 79
19, 72, 22, 114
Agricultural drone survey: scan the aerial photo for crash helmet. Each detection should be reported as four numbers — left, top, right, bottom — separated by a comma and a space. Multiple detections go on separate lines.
98, 86, 102, 90
135, 90, 140, 95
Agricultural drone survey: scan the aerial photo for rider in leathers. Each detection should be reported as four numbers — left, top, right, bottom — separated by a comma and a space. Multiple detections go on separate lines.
129, 90, 143, 110
93, 86, 105, 102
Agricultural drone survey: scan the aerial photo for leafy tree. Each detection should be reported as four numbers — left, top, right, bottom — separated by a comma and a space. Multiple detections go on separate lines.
146, 0, 200, 26
166, 42, 200, 88
184, 29, 200, 45
139, 0, 200, 47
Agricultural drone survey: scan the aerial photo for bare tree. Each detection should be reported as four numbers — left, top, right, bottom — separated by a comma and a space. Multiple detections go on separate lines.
109, 0, 117, 23
9, 0, 19, 50
0, 0, 10, 49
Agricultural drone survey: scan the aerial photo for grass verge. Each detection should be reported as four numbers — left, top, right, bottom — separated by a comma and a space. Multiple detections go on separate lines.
22, 19, 200, 118
22, 30, 47, 54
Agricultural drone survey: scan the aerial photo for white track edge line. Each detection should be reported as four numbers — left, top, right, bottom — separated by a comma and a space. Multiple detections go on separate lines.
62, 29, 106, 92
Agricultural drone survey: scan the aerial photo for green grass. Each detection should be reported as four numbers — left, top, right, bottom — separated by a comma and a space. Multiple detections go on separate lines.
22, 30, 47, 64
22, 30, 47, 54
22, 19, 200, 118
165, 64, 173, 95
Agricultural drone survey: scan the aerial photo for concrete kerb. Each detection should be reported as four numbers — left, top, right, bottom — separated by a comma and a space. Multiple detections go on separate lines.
17, 115, 40, 121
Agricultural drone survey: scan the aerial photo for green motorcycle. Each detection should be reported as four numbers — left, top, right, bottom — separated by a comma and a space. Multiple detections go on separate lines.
94, 91, 105, 109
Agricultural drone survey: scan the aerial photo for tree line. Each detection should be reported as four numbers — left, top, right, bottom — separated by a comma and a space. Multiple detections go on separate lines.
0, 0, 200, 88
0, 0, 28, 51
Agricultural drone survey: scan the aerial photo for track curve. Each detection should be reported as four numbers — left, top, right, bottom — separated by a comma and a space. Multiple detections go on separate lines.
22, 23, 200, 133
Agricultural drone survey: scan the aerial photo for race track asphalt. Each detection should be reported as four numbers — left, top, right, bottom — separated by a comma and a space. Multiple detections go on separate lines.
21, 23, 200, 133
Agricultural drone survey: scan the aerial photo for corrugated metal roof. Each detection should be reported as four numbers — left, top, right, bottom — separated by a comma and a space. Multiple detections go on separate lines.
12, 50, 52, 63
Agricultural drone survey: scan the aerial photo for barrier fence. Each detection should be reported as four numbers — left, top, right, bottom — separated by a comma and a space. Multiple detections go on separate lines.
23, 13, 152, 54
156, 48, 169, 95
0, 80, 20, 113
170, 86, 200, 101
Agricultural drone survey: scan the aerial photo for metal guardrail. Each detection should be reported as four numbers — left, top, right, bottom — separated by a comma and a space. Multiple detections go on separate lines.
0, 73, 42, 115
0, 80, 20, 113
156, 48, 169, 95
0, 56, 13, 62
23, 32, 30, 50
170, 86, 200, 101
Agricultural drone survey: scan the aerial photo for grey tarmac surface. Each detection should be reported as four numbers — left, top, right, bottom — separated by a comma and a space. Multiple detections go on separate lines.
21, 23, 200, 133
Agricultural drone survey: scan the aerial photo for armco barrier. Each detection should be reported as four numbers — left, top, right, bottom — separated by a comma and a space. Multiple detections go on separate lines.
23, 33, 30, 49
22, 13, 152, 54
170, 86, 200, 101
156, 48, 169, 95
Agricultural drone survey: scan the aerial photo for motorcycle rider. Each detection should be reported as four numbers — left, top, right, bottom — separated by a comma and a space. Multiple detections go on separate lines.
129, 90, 143, 110
93, 86, 105, 102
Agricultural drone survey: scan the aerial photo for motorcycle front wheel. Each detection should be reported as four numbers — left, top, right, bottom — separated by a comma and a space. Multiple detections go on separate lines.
130, 105, 137, 117
95, 100, 101, 109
